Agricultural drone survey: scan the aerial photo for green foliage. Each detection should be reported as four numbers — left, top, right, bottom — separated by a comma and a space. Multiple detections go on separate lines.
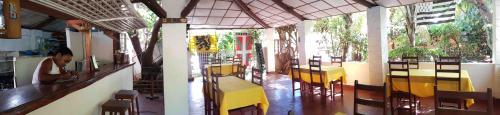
217, 32, 234, 57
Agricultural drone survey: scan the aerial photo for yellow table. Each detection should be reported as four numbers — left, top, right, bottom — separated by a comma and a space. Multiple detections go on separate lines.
214, 76, 269, 115
289, 65, 347, 89
387, 69, 475, 107
206, 63, 237, 76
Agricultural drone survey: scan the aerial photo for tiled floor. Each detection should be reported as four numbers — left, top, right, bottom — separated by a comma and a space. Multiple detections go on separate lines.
138, 73, 500, 115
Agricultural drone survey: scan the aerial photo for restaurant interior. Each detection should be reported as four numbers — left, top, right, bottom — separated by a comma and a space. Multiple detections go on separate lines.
0, 0, 499, 115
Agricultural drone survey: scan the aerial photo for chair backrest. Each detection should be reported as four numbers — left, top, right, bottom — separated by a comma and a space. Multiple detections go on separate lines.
388, 61, 411, 95
233, 57, 242, 65
290, 58, 301, 81
210, 58, 223, 76
402, 56, 419, 69
210, 68, 222, 109
354, 80, 387, 115
251, 67, 263, 86
226, 56, 234, 63
235, 65, 247, 79
439, 56, 460, 62
232, 57, 242, 73
312, 55, 321, 61
434, 61, 461, 91
330, 56, 343, 67
309, 59, 323, 84
434, 86, 493, 115
201, 67, 210, 94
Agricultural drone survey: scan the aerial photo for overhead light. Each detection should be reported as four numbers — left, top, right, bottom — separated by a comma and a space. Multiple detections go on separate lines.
121, 7, 128, 11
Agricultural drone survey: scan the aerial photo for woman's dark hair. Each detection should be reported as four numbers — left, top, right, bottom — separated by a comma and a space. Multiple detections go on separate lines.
53, 47, 73, 56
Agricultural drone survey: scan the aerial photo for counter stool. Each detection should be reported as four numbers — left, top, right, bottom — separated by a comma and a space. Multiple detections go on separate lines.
115, 90, 140, 115
101, 99, 131, 115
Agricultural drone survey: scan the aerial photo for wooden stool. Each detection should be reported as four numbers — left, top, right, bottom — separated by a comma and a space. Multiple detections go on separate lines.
115, 90, 140, 115
101, 99, 131, 115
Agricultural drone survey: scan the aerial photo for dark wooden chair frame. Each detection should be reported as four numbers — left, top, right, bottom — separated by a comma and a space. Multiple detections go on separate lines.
434, 86, 493, 115
330, 56, 344, 99
308, 59, 329, 104
235, 64, 247, 80
434, 61, 466, 109
251, 68, 263, 86
290, 58, 303, 97
388, 61, 417, 115
402, 56, 419, 69
354, 80, 387, 115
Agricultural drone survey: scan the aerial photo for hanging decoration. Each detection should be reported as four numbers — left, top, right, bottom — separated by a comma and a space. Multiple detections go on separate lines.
189, 35, 218, 53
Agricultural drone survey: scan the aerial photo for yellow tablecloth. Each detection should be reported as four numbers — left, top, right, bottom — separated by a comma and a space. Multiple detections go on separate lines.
289, 65, 347, 89
206, 63, 237, 76
214, 76, 269, 115
387, 69, 475, 107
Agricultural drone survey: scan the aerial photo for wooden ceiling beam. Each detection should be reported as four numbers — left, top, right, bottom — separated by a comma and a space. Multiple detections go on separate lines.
352, 0, 377, 8
233, 0, 270, 28
140, 0, 167, 18
32, 16, 57, 29
21, 1, 77, 20
272, 0, 307, 21
181, 0, 200, 18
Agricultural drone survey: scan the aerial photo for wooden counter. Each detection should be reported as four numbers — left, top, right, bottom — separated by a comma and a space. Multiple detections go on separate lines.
0, 63, 134, 114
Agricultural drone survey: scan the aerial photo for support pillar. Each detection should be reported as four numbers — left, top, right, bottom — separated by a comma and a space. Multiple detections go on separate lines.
297, 20, 314, 65
493, 0, 500, 98
263, 28, 275, 72
162, 0, 189, 114
367, 6, 388, 85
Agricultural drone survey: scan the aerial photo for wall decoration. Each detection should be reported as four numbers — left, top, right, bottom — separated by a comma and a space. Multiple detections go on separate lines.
235, 32, 253, 66
189, 35, 217, 53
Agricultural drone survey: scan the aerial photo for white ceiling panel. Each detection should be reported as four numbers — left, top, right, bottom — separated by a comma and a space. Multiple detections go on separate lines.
233, 18, 250, 25
301, 0, 319, 3
225, 10, 241, 17
284, 0, 306, 7
259, 0, 275, 5
214, 1, 232, 9
220, 18, 237, 25
337, 5, 358, 13
324, 0, 349, 7
297, 5, 319, 13
250, 1, 268, 9
278, 13, 295, 19
311, 1, 333, 10
352, 3, 367, 11
311, 11, 329, 18
210, 10, 227, 17
265, 6, 283, 14
206, 17, 223, 25
194, 9, 211, 16
192, 17, 208, 24
196, 0, 215, 8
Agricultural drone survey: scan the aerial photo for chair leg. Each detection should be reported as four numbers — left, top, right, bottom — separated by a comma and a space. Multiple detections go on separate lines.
340, 77, 343, 97
292, 81, 295, 97
331, 81, 335, 101
136, 97, 140, 115
390, 96, 394, 115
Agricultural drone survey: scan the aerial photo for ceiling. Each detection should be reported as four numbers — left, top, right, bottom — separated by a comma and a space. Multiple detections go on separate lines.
29, 0, 147, 32
20, 9, 66, 32
186, 0, 434, 29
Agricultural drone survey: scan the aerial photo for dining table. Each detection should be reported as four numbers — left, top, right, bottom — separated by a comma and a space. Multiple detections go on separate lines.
387, 69, 475, 107
289, 65, 347, 89
207, 76, 269, 115
206, 63, 237, 76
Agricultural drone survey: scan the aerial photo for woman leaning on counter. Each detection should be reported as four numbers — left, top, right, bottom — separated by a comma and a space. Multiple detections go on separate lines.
32, 47, 79, 84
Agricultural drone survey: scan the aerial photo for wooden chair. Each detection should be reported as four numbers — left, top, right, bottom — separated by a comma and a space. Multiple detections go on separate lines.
353, 80, 387, 115
101, 99, 132, 115
210, 68, 222, 115
251, 68, 263, 86
231, 57, 242, 75
308, 59, 329, 103
434, 61, 465, 109
210, 58, 223, 76
438, 56, 460, 62
235, 64, 247, 80
388, 61, 417, 115
201, 68, 213, 115
226, 56, 234, 63
434, 86, 493, 115
330, 56, 344, 99
312, 55, 321, 61
141, 66, 162, 100
115, 90, 140, 115
402, 57, 419, 69
290, 58, 303, 97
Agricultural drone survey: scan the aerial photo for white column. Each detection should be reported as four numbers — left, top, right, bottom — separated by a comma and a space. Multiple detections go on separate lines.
297, 20, 314, 65
493, 0, 500, 98
263, 28, 275, 72
162, 0, 189, 115
367, 6, 388, 85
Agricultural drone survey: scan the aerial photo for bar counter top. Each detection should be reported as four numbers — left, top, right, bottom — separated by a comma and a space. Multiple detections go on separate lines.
0, 63, 134, 114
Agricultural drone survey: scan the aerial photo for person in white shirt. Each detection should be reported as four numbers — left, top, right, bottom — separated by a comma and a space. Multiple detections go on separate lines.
32, 47, 78, 84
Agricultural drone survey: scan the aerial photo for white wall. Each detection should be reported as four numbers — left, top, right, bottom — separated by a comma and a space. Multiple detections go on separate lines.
91, 32, 114, 64
14, 56, 45, 86
335, 62, 494, 92
27, 66, 133, 115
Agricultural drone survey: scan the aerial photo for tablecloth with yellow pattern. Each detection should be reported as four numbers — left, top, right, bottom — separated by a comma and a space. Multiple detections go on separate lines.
206, 63, 237, 76
212, 76, 269, 115
387, 69, 475, 107
289, 65, 347, 89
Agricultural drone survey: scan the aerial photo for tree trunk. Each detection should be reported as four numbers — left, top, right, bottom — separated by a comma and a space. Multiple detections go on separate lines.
405, 4, 416, 47
142, 19, 163, 66
342, 14, 352, 61
129, 34, 143, 61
